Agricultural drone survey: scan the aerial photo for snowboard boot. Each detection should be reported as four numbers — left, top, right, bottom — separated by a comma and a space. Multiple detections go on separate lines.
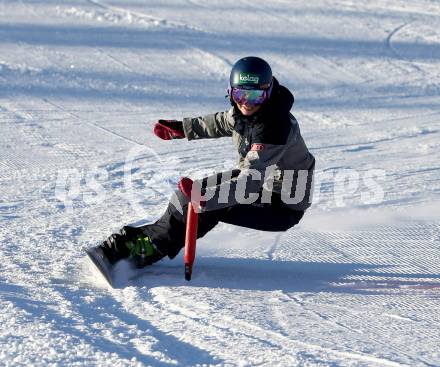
99, 226, 165, 268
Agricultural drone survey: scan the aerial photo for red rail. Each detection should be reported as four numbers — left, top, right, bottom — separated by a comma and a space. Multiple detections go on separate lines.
184, 202, 198, 281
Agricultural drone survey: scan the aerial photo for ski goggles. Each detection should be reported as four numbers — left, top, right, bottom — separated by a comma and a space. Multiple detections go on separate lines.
230, 87, 269, 106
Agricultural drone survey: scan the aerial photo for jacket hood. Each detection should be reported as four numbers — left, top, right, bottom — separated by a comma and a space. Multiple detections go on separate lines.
264, 77, 294, 113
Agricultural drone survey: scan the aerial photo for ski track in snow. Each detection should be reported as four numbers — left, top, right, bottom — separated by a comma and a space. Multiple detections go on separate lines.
1, 0, 440, 366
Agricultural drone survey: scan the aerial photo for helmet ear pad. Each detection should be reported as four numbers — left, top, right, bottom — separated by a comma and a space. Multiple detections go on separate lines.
264, 79, 274, 99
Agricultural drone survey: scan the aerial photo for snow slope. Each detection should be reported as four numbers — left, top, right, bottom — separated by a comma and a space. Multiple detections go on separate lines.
1, 0, 440, 365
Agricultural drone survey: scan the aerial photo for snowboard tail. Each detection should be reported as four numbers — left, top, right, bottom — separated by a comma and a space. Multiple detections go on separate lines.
85, 247, 114, 287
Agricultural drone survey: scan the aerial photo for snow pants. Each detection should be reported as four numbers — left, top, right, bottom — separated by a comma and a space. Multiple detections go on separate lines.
140, 189, 305, 259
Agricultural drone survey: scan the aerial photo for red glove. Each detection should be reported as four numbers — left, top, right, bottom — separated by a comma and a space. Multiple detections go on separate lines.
153, 120, 185, 140
178, 177, 205, 207
178, 177, 194, 199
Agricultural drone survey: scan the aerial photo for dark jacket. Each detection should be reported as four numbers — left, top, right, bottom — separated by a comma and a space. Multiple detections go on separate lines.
182, 78, 315, 211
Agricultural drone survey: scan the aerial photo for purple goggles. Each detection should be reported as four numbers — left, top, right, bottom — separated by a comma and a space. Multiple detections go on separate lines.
231, 88, 267, 106
229, 81, 273, 106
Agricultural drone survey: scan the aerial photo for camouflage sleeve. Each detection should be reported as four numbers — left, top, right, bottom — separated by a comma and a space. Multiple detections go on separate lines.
182, 111, 234, 140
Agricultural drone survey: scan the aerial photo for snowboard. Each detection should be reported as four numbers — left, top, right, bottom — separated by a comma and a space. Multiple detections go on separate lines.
84, 246, 115, 287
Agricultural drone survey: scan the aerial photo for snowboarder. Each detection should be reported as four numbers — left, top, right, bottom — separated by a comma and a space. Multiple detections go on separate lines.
88, 56, 315, 275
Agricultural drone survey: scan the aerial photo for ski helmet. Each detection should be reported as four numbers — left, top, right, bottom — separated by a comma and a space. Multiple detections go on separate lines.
229, 56, 273, 90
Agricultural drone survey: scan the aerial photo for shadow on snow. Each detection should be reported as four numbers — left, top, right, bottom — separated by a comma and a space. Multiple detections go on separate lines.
122, 256, 440, 295
1, 22, 440, 61
0, 280, 219, 366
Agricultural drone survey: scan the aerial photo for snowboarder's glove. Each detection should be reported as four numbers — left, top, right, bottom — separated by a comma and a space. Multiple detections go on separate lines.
178, 177, 206, 208
153, 119, 185, 140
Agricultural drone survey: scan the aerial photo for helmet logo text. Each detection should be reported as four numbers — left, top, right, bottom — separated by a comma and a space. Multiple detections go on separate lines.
239, 73, 259, 84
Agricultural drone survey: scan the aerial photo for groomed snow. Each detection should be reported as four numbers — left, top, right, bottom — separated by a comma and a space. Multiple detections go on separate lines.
1, 0, 440, 366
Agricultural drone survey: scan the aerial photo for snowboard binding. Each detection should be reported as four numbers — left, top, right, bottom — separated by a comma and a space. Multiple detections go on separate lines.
125, 234, 164, 269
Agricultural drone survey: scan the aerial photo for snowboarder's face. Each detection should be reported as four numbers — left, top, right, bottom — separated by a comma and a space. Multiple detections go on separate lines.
236, 102, 261, 116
